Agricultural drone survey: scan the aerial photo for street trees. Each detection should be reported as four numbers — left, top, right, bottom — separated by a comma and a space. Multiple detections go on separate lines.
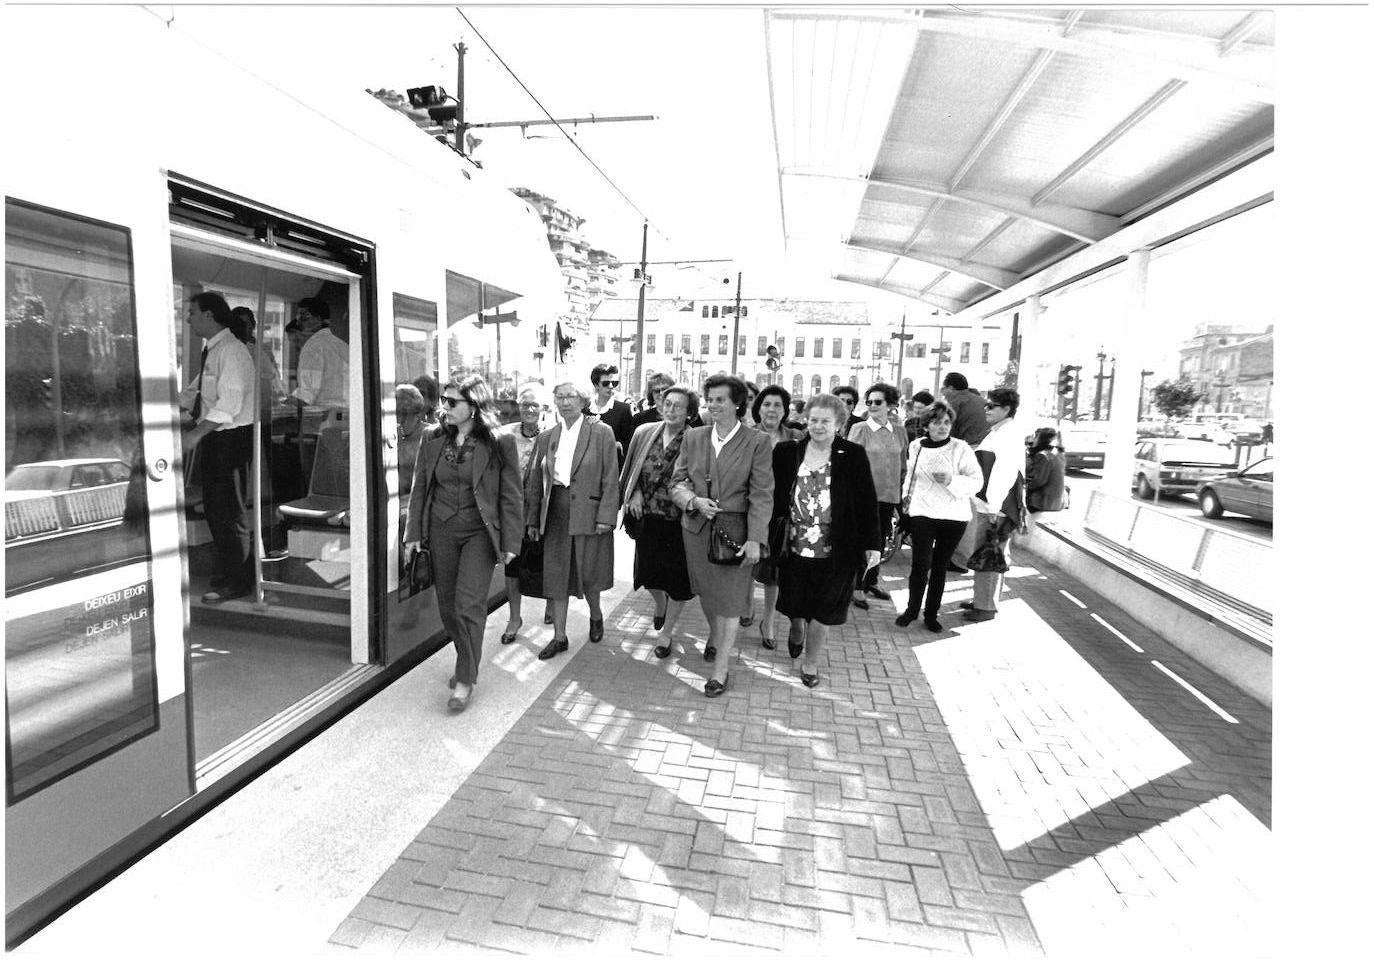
1150, 379, 1204, 420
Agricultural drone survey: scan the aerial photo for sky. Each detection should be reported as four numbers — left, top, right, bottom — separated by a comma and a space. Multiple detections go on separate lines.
162, 2, 882, 305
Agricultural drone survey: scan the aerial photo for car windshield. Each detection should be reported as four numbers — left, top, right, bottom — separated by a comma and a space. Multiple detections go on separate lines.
1243, 457, 1273, 477
5, 465, 59, 491
1160, 441, 1234, 463
1061, 429, 1108, 447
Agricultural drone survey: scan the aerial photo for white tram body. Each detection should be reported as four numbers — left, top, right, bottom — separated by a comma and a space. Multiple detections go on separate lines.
3, 5, 563, 939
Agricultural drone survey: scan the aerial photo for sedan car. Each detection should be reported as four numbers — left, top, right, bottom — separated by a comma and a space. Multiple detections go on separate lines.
1132, 438, 1237, 499
5, 458, 131, 497
1059, 427, 1108, 471
1197, 456, 1273, 522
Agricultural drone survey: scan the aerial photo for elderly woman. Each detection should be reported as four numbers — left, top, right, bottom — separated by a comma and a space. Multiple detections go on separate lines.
395, 383, 430, 510
525, 380, 619, 658
404, 375, 522, 712
497, 382, 552, 643
746, 384, 801, 646
964, 388, 1026, 622
846, 382, 908, 606
773, 393, 882, 688
894, 400, 981, 632
620, 385, 695, 658
670, 375, 774, 697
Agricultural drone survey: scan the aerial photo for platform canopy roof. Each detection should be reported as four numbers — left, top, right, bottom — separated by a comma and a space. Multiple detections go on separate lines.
765, 6, 1274, 314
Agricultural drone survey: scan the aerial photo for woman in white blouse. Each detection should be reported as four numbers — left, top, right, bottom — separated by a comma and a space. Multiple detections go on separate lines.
894, 401, 982, 631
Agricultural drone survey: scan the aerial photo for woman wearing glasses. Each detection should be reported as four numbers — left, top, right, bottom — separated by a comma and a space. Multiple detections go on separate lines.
846, 382, 907, 607
496, 382, 551, 644
964, 388, 1026, 622
670, 375, 774, 697
773, 394, 882, 688
619, 385, 696, 659
404, 375, 523, 713
525, 380, 619, 660
747, 384, 801, 647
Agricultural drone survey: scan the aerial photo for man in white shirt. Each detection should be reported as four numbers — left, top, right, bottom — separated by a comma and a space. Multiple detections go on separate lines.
289, 297, 349, 411
180, 291, 257, 603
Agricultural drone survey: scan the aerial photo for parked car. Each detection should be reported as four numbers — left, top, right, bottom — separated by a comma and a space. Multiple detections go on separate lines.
1132, 438, 1236, 499
1059, 427, 1107, 471
1197, 456, 1273, 522
5, 458, 131, 498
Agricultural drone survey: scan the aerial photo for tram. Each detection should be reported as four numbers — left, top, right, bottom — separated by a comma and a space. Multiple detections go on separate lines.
3, 5, 563, 942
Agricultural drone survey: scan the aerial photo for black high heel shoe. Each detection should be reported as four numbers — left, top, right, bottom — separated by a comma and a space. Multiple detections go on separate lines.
704, 675, 729, 698
799, 669, 820, 689
787, 638, 804, 659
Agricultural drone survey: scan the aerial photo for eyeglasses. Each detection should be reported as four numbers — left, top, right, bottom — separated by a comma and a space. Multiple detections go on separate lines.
600, 380, 620, 388
866, 399, 887, 406
554, 393, 582, 401
441, 395, 464, 409
985, 402, 1005, 410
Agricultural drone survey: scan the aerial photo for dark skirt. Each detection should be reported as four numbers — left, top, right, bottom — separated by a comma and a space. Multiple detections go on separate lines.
682, 514, 753, 617
777, 554, 855, 626
634, 513, 693, 601
542, 485, 614, 598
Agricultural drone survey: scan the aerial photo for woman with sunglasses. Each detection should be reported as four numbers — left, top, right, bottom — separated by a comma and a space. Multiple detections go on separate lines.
586, 363, 633, 465
404, 375, 522, 713
964, 388, 1026, 622
846, 382, 908, 607
746, 384, 801, 646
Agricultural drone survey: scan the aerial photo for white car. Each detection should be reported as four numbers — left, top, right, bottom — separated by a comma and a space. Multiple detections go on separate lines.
1132, 438, 1237, 498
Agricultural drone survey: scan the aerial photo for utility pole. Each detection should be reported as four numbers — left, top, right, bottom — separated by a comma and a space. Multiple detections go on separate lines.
892, 311, 911, 393
1104, 357, 1116, 421
728, 273, 743, 377
1092, 351, 1107, 420
632, 221, 649, 396
931, 323, 948, 392
455, 42, 466, 151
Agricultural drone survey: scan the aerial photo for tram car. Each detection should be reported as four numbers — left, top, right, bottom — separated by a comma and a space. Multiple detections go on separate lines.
3, 5, 563, 942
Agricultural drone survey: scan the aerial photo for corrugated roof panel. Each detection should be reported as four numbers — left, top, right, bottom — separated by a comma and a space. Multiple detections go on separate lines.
1080, 7, 1272, 46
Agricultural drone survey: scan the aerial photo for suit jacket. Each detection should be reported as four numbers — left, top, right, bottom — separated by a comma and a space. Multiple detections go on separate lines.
405, 426, 523, 556
585, 399, 633, 460
669, 423, 774, 543
526, 418, 619, 535
771, 436, 882, 568
619, 420, 685, 508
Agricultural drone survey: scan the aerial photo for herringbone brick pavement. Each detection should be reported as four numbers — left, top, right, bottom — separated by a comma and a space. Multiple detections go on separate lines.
331, 548, 1270, 959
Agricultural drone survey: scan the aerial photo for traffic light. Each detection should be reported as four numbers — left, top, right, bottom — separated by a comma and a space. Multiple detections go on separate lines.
1056, 364, 1075, 397
406, 85, 459, 123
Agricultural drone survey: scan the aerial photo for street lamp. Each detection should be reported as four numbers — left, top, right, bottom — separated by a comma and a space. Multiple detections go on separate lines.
1137, 369, 1155, 421
891, 312, 913, 393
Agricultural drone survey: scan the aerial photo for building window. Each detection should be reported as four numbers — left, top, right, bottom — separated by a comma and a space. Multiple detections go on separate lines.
711, 306, 719, 318
701, 306, 709, 318
701, 334, 709, 356
737, 335, 746, 356
792, 374, 803, 395
960, 342, 970, 363
851, 338, 861, 359
829, 374, 840, 391
757, 335, 767, 356
813, 338, 823, 358
597, 334, 606, 353
905, 342, 917, 358
646, 334, 656, 354
981, 342, 989, 364
832, 338, 842, 358
795, 338, 805, 358
810, 374, 822, 395
718, 334, 728, 355
915, 343, 926, 358
664, 333, 674, 354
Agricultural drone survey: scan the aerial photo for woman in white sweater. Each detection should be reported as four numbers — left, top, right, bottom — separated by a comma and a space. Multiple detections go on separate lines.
894, 402, 983, 631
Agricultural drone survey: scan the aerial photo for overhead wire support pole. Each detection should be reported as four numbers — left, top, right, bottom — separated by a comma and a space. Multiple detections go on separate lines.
633, 221, 649, 396
729, 273, 743, 377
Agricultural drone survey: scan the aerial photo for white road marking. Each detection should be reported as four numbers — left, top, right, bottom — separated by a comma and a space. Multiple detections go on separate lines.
1090, 613, 1145, 653
1059, 589, 1087, 609
1151, 660, 1240, 724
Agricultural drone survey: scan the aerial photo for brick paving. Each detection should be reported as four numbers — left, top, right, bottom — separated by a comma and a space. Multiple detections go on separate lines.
330, 547, 1270, 958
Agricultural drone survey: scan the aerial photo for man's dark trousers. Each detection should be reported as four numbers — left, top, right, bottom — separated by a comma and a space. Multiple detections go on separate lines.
202, 424, 254, 594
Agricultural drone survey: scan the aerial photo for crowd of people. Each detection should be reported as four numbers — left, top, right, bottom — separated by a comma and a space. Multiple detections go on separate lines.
397, 360, 1066, 715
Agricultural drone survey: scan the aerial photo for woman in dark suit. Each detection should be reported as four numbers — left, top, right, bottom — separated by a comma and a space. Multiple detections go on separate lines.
670, 375, 774, 697
747, 384, 801, 647
772, 393, 882, 688
525, 380, 619, 661
404, 375, 522, 713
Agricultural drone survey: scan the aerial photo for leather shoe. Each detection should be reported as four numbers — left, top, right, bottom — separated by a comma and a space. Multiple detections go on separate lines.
653, 643, 672, 659
787, 638, 804, 659
924, 616, 944, 632
739, 614, 755, 627
866, 586, 892, 602
962, 608, 997, 622
703, 645, 717, 661
499, 628, 520, 645
894, 611, 918, 628
852, 595, 870, 610
589, 618, 604, 642
959, 600, 976, 610
653, 614, 666, 631
704, 675, 729, 698
538, 637, 570, 660
800, 669, 820, 689
447, 684, 472, 712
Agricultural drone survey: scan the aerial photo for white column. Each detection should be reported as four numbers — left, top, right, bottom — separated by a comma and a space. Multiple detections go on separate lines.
1104, 249, 1151, 495
1014, 294, 1045, 420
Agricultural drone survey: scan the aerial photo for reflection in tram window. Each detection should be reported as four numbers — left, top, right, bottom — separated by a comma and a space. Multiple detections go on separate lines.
170, 239, 359, 767
393, 293, 438, 389
4, 200, 157, 802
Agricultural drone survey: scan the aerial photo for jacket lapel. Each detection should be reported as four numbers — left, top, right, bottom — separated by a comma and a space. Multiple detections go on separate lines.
470, 435, 490, 487
571, 420, 592, 475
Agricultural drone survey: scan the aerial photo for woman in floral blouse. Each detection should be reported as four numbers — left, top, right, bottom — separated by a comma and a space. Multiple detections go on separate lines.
770, 393, 882, 688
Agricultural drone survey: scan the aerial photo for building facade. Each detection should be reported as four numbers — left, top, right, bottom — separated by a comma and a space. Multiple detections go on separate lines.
1177, 321, 1269, 416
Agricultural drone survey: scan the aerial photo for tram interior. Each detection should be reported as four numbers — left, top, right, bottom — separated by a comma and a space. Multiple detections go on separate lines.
171, 244, 357, 763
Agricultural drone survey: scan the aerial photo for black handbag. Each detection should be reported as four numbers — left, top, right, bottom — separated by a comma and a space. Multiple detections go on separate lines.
622, 510, 642, 540
703, 472, 746, 565
406, 543, 434, 597
966, 522, 1009, 573
517, 534, 545, 598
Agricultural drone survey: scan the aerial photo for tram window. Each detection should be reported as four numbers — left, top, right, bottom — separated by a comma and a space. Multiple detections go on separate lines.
444, 270, 521, 393
5, 199, 157, 802
393, 293, 438, 389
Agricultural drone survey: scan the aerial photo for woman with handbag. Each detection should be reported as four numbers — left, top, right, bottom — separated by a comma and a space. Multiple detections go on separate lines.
404, 375, 522, 712
619, 385, 696, 659
669, 375, 774, 697
747, 384, 801, 648
496, 382, 552, 644
524, 380, 619, 660
964, 388, 1026, 622
846, 382, 908, 607
893, 401, 982, 631
772, 393, 883, 688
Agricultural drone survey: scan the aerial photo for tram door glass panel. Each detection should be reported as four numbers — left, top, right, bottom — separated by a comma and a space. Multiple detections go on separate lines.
393, 294, 438, 391
170, 239, 359, 769
4, 201, 157, 802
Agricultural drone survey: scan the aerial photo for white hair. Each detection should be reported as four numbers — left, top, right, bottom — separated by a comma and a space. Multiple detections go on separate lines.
516, 381, 551, 407
554, 380, 593, 408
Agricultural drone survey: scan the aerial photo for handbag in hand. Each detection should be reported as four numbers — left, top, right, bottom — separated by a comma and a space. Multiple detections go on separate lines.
707, 519, 746, 565
517, 534, 546, 598
406, 543, 434, 597
622, 510, 642, 540
965, 522, 1009, 573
